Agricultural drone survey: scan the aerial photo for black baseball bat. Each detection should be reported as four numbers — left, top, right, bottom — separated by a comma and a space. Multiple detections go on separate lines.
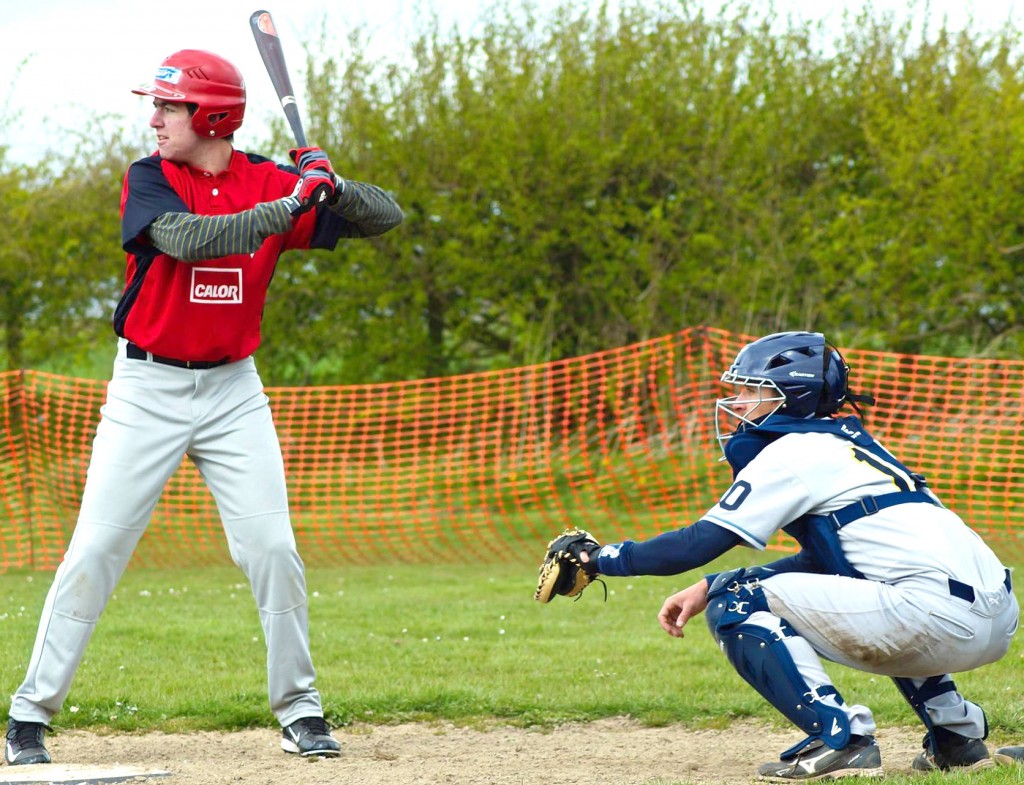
250, 9, 309, 148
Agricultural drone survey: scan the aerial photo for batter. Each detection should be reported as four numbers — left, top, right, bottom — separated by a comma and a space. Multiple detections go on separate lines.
581, 331, 1018, 779
5, 49, 403, 766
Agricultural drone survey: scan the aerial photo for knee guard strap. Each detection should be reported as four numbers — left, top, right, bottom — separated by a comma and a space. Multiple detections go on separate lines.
891, 676, 984, 738
890, 676, 951, 731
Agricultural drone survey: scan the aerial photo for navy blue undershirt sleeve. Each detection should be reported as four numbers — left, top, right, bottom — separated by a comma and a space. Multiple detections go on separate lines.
595, 519, 742, 577
122, 157, 191, 254
703, 548, 823, 589
758, 549, 823, 575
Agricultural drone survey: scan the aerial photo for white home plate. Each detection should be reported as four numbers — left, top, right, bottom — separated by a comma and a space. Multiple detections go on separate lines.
0, 764, 170, 784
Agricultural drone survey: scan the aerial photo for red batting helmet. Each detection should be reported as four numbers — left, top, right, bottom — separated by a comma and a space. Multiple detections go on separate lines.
132, 50, 246, 138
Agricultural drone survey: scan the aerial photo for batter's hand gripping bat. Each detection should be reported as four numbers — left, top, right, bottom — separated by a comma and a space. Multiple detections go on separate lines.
250, 9, 334, 209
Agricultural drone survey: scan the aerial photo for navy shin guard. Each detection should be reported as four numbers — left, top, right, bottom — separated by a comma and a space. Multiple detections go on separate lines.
706, 568, 852, 753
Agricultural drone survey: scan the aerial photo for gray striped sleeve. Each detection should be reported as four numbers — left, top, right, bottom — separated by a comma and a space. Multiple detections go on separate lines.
328, 180, 404, 237
147, 200, 293, 261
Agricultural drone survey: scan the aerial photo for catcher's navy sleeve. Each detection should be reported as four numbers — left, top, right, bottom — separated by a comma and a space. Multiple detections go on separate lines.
757, 549, 824, 575
595, 519, 742, 577
702, 548, 824, 588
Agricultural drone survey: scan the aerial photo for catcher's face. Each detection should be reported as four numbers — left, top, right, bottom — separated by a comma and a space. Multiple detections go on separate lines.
730, 385, 784, 421
714, 379, 787, 456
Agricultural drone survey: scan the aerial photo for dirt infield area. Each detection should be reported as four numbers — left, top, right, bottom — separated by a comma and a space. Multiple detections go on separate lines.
4, 719, 937, 785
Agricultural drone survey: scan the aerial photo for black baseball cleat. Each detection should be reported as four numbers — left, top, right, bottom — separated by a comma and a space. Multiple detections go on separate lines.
5, 718, 52, 766
281, 716, 341, 757
994, 746, 1024, 765
912, 726, 993, 771
757, 735, 883, 780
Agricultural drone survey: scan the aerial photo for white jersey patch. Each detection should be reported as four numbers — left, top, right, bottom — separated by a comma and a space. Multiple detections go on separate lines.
191, 267, 243, 304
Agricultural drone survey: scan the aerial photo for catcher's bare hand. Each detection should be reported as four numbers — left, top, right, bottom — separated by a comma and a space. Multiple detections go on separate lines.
533, 528, 602, 603
658, 577, 710, 638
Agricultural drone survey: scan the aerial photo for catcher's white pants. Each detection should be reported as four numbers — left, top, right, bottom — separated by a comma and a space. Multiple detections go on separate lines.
755, 572, 1019, 738
10, 340, 323, 727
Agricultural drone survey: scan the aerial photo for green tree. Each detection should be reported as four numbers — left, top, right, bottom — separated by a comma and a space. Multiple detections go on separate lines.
277, 0, 869, 381
0, 122, 137, 372
0, 161, 33, 369
10, 0, 1024, 380
826, 16, 1024, 354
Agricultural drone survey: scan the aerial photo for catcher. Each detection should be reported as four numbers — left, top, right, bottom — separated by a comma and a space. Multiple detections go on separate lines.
535, 331, 1021, 779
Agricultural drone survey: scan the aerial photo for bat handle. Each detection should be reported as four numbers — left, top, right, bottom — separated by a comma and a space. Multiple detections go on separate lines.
309, 181, 332, 207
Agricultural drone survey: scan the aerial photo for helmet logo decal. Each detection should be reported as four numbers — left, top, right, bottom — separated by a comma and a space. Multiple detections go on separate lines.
155, 65, 183, 84
789, 371, 815, 378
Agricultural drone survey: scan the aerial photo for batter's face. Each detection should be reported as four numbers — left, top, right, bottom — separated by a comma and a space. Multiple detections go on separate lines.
149, 99, 202, 163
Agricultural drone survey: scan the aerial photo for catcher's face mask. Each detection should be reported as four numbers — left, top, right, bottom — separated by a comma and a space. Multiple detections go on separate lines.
715, 377, 786, 457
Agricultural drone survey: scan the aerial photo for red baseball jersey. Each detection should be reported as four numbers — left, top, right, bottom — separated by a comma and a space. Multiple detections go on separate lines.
116, 150, 345, 363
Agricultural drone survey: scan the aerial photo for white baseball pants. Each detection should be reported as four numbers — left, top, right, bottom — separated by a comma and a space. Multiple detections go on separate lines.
10, 340, 324, 727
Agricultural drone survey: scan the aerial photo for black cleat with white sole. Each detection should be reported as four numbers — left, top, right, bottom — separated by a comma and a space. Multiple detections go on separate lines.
5, 718, 52, 766
281, 716, 341, 757
758, 735, 883, 781
994, 746, 1024, 765
912, 726, 993, 771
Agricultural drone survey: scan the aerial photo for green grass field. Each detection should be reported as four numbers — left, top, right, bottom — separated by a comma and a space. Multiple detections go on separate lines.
1, 551, 1022, 783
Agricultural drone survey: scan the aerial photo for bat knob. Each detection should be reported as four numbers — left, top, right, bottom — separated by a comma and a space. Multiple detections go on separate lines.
310, 182, 333, 206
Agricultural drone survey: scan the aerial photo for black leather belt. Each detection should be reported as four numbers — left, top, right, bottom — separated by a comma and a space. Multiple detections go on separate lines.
126, 342, 230, 370
948, 569, 1013, 604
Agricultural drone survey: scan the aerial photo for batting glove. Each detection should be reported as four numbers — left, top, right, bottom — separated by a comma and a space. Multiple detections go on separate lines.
288, 147, 348, 203
289, 146, 333, 175
282, 169, 336, 216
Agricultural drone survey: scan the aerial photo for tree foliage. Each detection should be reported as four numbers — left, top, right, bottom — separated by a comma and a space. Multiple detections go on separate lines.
4, 0, 1024, 381
0, 118, 140, 373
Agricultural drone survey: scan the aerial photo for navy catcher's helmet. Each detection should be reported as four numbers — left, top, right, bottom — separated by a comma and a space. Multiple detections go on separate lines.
722, 332, 852, 419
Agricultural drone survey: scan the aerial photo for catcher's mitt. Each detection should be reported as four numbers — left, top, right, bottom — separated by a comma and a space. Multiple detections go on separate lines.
534, 528, 604, 603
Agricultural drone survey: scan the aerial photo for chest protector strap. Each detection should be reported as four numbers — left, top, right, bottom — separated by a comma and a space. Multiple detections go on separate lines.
785, 490, 939, 579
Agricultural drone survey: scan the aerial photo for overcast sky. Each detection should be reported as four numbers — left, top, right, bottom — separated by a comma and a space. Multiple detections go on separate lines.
1, 0, 1021, 165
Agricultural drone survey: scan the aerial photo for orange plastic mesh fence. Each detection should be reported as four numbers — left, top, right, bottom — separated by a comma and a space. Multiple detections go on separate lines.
2, 327, 1022, 572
